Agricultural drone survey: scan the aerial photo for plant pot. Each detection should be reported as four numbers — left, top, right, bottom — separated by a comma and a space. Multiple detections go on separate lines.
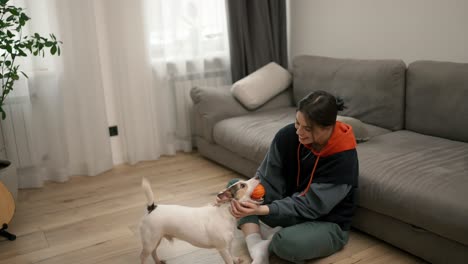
0, 160, 18, 201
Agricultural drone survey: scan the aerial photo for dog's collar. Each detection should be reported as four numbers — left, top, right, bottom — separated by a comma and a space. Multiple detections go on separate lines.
147, 203, 157, 214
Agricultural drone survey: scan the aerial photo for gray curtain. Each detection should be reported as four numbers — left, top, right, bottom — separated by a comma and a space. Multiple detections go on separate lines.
227, 0, 288, 82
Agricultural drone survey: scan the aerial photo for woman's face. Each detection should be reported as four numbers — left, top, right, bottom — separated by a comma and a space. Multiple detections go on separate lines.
295, 111, 333, 147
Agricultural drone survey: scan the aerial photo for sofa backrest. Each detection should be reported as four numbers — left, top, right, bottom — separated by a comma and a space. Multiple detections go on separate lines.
406, 61, 468, 142
292, 55, 406, 130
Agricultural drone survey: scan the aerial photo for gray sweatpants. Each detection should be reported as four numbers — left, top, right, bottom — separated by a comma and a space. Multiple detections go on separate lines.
239, 214, 349, 263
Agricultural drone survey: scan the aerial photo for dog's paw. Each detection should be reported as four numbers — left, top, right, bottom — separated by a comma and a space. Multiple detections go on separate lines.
233, 257, 243, 264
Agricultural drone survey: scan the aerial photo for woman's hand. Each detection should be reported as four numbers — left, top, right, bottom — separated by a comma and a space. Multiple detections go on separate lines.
230, 200, 269, 218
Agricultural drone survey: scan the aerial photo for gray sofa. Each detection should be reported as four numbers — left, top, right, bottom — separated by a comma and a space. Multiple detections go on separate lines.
190, 55, 468, 264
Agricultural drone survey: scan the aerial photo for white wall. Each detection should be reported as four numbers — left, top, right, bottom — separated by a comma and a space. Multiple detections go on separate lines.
289, 0, 468, 64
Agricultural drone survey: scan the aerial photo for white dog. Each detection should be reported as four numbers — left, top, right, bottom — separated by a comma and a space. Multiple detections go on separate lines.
139, 177, 263, 264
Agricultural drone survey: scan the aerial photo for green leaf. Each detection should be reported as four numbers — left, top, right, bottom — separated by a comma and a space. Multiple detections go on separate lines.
0, 0, 9, 6
58, 46, 61, 56
20, 71, 28, 78
9, 8, 19, 16
7, 30, 14, 38
5, 60, 11, 66
1, 108, 6, 121
17, 48, 26, 56
20, 13, 29, 22
51, 45, 57, 55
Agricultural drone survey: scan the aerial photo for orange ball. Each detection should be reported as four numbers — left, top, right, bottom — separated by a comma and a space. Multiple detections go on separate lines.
251, 184, 265, 199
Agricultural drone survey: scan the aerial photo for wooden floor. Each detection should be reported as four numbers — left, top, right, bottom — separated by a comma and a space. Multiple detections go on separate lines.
0, 152, 426, 264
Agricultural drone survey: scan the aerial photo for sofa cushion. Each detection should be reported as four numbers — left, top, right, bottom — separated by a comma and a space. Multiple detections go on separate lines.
292, 55, 406, 131
363, 123, 391, 139
357, 130, 468, 246
213, 107, 296, 164
338, 116, 391, 140
406, 60, 468, 143
191, 85, 293, 143
337, 115, 370, 142
213, 108, 390, 165
231, 62, 292, 110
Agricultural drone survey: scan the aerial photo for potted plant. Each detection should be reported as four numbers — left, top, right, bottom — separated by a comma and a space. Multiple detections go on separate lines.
1, 0, 62, 118
0, 0, 62, 238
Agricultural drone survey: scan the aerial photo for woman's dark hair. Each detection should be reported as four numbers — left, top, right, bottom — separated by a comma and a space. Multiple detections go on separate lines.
297, 90, 345, 127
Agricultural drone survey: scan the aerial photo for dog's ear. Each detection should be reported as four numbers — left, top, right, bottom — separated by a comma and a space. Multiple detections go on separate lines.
217, 188, 233, 203
216, 183, 241, 203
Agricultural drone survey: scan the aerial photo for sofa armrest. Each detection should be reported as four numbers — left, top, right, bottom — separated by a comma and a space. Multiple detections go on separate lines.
190, 85, 293, 143
191, 85, 248, 143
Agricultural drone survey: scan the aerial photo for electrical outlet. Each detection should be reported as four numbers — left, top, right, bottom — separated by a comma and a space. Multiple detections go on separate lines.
109, 126, 118, 137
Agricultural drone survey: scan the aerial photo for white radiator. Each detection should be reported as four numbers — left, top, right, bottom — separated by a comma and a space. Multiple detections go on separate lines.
0, 78, 35, 168
0, 72, 61, 171
167, 58, 230, 151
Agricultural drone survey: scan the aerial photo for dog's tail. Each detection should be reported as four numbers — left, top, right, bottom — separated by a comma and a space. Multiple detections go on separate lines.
142, 177, 157, 213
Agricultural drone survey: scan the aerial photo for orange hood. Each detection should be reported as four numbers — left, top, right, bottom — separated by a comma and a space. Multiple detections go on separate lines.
297, 121, 356, 196
304, 121, 357, 157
